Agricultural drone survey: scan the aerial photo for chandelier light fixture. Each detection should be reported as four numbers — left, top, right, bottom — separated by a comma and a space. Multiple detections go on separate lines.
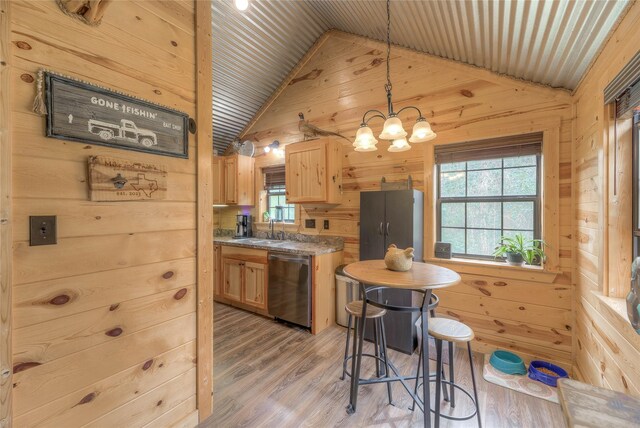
352, 0, 436, 152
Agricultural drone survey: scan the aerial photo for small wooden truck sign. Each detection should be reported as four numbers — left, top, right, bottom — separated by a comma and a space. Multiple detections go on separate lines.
45, 73, 189, 158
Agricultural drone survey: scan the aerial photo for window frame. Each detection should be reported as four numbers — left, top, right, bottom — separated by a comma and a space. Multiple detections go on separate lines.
265, 184, 296, 223
435, 155, 542, 261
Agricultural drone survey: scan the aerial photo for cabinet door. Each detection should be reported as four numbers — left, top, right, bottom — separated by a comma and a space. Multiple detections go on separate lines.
222, 257, 243, 302
224, 157, 237, 204
243, 261, 267, 309
213, 245, 222, 298
286, 141, 327, 202
236, 155, 255, 206
360, 191, 386, 260
212, 156, 225, 204
385, 190, 414, 251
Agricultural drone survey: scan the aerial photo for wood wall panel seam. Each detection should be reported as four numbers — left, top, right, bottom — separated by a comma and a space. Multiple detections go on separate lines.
327, 30, 572, 99
0, 0, 12, 426
239, 31, 331, 137
82, 367, 197, 428
14, 341, 197, 427
13, 284, 197, 365
195, 0, 214, 420
12, 312, 196, 417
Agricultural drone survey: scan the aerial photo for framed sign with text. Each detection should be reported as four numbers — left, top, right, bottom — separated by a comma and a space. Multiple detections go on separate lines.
45, 72, 189, 158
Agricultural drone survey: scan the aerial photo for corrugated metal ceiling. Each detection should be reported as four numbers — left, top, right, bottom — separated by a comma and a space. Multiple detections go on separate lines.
212, 0, 631, 152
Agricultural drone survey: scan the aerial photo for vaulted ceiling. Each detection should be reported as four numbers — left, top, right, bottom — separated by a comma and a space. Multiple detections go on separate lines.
212, 0, 631, 152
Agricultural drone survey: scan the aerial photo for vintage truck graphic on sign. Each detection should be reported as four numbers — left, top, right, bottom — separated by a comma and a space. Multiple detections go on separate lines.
88, 119, 158, 147
45, 73, 189, 158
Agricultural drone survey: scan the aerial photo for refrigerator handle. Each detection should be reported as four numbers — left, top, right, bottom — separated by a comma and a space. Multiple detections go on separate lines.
385, 222, 390, 236
378, 222, 384, 235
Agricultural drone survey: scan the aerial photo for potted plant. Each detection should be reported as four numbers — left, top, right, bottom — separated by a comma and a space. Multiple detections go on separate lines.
493, 233, 547, 266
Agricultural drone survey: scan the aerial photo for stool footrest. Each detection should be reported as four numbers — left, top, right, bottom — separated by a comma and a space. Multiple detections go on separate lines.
412, 378, 479, 422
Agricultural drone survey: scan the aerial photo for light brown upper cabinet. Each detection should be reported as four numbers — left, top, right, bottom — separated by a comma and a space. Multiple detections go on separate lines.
212, 156, 225, 204
213, 154, 254, 206
285, 138, 342, 204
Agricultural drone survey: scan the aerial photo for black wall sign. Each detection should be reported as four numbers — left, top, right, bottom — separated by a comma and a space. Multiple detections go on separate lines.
45, 73, 189, 159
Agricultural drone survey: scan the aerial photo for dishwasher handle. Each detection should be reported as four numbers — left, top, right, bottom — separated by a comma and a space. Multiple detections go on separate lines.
268, 252, 310, 265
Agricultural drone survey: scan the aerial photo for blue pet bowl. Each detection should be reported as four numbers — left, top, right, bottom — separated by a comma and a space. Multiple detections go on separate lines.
489, 350, 527, 375
528, 360, 568, 387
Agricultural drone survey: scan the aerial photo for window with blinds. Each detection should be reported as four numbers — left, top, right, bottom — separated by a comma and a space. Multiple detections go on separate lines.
615, 79, 640, 119
435, 133, 543, 260
263, 165, 295, 223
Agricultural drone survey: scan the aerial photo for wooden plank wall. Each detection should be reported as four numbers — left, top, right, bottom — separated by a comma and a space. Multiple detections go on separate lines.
242, 30, 575, 368
573, 1, 640, 396
1, 1, 13, 426
8, 1, 200, 426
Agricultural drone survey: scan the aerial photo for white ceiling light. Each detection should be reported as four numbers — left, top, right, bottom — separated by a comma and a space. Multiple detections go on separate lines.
387, 138, 411, 153
352, 0, 436, 152
353, 126, 378, 152
234, 0, 249, 11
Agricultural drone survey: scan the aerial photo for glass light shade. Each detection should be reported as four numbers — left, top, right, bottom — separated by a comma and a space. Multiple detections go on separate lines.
378, 116, 407, 140
387, 138, 411, 152
263, 145, 271, 153
409, 120, 436, 143
353, 126, 378, 152
354, 141, 378, 152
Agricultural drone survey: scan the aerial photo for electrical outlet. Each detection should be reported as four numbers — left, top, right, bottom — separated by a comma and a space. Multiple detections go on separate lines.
323, 220, 330, 230
30, 216, 57, 246
305, 219, 316, 228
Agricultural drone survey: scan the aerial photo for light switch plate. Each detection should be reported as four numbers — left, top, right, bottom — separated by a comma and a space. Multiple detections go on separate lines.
30, 216, 57, 246
305, 219, 316, 228
434, 242, 452, 259
323, 220, 330, 230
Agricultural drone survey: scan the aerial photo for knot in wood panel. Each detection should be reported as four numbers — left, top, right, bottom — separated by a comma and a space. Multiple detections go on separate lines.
174, 288, 188, 300
105, 327, 123, 337
14, 41, 31, 50
76, 392, 97, 405
49, 294, 71, 305
13, 362, 41, 373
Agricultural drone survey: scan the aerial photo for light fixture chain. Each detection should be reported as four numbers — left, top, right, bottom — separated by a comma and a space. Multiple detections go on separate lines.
385, 0, 391, 90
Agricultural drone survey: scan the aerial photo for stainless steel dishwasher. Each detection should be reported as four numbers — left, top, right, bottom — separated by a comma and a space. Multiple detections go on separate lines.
268, 252, 312, 328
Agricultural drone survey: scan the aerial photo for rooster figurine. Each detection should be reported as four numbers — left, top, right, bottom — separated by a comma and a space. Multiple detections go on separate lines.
298, 113, 349, 141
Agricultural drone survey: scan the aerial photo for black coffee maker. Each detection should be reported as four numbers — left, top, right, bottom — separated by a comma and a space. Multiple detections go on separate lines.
234, 214, 251, 238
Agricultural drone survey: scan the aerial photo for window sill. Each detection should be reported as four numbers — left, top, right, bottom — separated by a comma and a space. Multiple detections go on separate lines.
424, 257, 561, 284
594, 292, 629, 324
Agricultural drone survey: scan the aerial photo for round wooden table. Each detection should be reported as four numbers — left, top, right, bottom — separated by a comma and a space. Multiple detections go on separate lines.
343, 260, 461, 428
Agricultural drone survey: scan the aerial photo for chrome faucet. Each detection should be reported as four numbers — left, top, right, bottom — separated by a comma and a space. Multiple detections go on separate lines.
279, 220, 286, 240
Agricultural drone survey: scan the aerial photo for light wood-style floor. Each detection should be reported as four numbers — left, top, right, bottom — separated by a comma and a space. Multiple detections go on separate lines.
202, 303, 564, 428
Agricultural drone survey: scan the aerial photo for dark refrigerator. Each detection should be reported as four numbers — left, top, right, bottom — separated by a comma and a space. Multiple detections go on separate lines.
360, 189, 423, 354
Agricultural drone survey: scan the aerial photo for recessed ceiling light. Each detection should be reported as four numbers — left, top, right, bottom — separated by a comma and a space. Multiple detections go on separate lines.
234, 0, 249, 11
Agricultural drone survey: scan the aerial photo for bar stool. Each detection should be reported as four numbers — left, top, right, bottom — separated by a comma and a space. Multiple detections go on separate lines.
423, 317, 481, 428
340, 300, 393, 403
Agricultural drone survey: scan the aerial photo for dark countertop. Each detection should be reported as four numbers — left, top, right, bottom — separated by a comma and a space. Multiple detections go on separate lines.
214, 236, 343, 256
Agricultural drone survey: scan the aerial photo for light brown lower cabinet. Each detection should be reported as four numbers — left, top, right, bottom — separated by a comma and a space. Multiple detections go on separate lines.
222, 257, 243, 303
243, 261, 267, 309
215, 246, 268, 314
214, 244, 344, 333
